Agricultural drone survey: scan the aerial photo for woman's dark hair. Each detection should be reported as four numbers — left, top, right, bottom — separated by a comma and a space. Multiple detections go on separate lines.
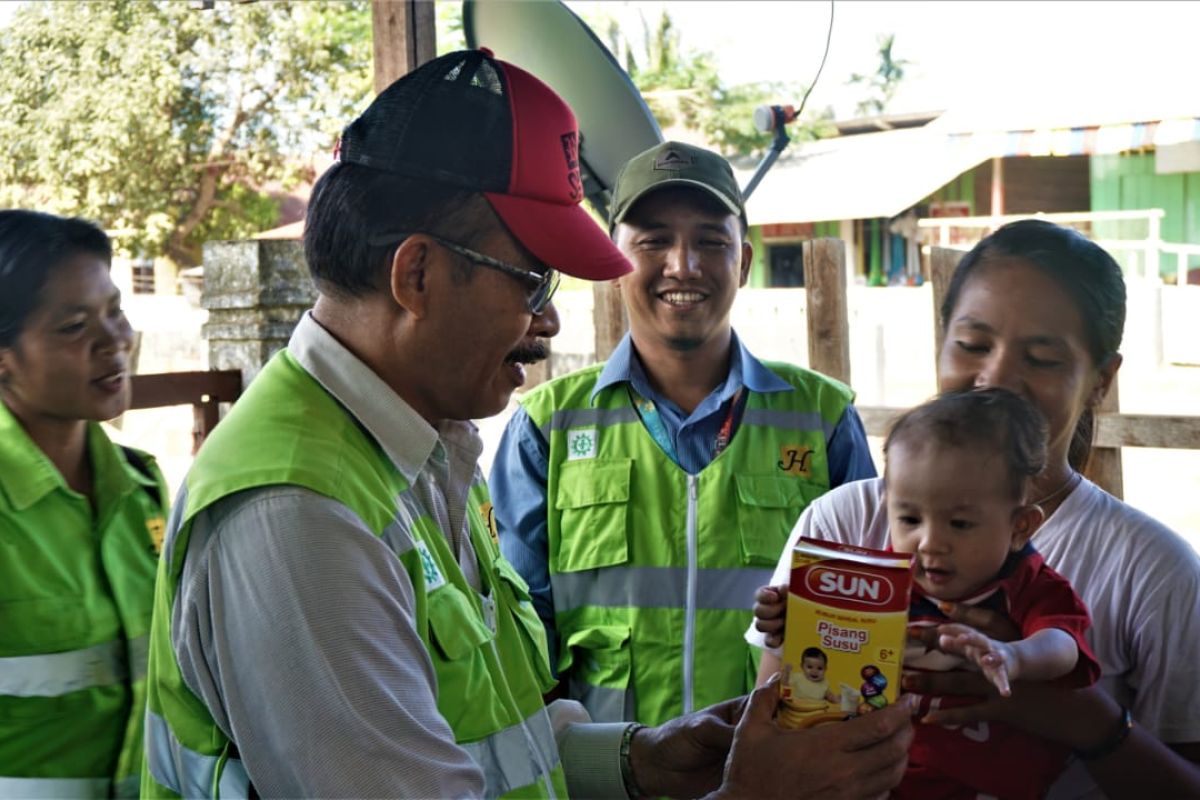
304, 162, 498, 297
938, 219, 1126, 470
0, 210, 113, 348
884, 388, 1048, 502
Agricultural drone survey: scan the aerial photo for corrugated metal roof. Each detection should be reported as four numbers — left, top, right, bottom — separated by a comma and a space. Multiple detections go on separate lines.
738, 113, 1200, 225
736, 127, 994, 225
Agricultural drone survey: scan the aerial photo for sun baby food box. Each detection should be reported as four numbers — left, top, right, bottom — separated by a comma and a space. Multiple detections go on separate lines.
778, 537, 913, 729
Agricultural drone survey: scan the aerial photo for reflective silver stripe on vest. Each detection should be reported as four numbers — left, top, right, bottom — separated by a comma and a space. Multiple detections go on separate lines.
569, 675, 634, 724
146, 709, 249, 799
542, 407, 639, 437
741, 408, 835, 436
460, 707, 561, 799
129, 634, 149, 683
0, 776, 111, 798
0, 638, 126, 697
551, 565, 772, 614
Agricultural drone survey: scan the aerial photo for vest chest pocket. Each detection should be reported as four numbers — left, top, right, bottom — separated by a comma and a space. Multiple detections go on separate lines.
493, 558, 556, 692
426, 583, 495, 662
553, 459, 632, 573
0, 596, 95, 653
734, 474, 826, 565
558, 624, 633, 724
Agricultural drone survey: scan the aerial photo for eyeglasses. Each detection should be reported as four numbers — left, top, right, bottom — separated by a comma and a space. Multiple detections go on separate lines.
369, 231, 560, 315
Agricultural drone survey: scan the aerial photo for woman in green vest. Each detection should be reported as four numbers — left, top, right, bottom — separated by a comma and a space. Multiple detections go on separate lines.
0, 210, 166, 798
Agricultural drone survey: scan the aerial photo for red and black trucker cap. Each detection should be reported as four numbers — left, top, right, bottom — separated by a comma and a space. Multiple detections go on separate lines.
337, 48, 631, 282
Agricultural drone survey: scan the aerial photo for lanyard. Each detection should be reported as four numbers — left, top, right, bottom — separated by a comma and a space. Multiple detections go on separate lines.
627, 385, 744, 466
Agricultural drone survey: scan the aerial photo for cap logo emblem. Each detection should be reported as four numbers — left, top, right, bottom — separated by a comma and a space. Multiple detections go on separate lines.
653, 149, 694, 170
560, 131, 582, 201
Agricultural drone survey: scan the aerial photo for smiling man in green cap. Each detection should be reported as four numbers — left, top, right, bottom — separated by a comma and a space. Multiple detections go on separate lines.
491, 140, 878, 727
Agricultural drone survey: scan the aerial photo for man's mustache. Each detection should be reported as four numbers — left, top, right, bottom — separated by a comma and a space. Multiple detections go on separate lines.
505, 340, 549, 364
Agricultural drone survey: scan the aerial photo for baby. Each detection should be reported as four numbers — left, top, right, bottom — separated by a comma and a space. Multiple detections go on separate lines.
786, 646, 839, 704
759, 389, 1100, 799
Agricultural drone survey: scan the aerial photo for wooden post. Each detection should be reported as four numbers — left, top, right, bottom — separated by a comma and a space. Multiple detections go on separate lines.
802, 238, 851, 384
1084, 379, 1124, 499
593, 281, 628, 362
371, 0, 436, 94
929, 246, 963, 363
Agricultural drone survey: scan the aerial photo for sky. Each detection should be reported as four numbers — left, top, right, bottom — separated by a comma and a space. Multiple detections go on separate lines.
564, 1, 1200, 122
3, 0, 1196, 123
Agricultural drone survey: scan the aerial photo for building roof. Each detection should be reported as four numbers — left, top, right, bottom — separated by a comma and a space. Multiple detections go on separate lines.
739, 104, 1200, 225
736, 126, 993, 225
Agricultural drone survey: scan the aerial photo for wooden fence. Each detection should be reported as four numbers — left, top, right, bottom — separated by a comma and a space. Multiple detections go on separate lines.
128, 370, 243, 454
592, 238, 1200, 499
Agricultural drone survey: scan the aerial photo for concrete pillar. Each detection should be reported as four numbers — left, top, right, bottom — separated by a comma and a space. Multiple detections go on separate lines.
201, 240, 316, 388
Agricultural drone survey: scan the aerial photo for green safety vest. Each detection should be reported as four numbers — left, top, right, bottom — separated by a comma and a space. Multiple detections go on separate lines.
142, 350, 568, 799
0, 402, 166, 798
522, 361, 853, 727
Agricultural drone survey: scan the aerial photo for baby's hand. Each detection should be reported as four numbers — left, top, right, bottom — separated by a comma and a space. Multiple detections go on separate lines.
753, 584, 789, 648
935, 623, 1018, 696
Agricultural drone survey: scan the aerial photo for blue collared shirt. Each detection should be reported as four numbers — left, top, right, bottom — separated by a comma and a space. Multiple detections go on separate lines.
489, 332, 877, 670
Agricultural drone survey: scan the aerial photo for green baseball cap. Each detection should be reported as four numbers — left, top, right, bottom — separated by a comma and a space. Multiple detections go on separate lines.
608, 141, 746, 230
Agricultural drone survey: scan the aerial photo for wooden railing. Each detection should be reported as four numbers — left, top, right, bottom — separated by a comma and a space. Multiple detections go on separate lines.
128, 370, 243, 454
918, 208, 1200, 284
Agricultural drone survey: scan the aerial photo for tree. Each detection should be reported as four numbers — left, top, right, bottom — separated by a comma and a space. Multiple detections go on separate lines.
582, 8, 834, 158
848, 33, 911, 117
0, 1, 372, 267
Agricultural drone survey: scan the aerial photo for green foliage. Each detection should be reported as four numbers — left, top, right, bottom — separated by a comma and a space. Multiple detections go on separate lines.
848, 34, 911, 117
580, 8, 833, 158
436, 0, 466, 55
0, 0, 372, 266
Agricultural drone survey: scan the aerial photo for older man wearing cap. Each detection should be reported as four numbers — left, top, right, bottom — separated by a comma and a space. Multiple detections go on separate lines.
490, 140, 876, 729
140, 53, 909, 800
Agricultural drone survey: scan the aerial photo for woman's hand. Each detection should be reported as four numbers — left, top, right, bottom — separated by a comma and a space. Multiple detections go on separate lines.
907, 599, 1022, 652
752, 584, 789, 648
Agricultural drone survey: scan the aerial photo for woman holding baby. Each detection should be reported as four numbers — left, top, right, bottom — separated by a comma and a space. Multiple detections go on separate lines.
751, 219, 1200, 798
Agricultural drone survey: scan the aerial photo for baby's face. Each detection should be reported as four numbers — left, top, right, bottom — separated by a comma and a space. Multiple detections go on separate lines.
802, 657, 826, 682
886, 442, 1019, 601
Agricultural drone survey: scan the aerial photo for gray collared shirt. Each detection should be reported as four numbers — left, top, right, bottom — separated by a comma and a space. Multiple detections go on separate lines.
170, 312, 628, 798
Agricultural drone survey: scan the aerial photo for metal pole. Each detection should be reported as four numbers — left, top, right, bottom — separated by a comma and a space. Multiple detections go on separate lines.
743, 107, 792, 201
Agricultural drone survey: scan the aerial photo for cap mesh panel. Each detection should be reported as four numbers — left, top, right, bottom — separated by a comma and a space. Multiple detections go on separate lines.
339, 51, 512, 192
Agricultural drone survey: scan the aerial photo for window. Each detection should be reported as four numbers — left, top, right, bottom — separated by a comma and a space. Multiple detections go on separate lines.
768, 244, 805, 287
131, 258, 155, 295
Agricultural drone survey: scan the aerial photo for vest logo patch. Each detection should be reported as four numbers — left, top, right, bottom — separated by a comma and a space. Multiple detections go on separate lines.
146, 516, 166, 555
567, 427, 597, 460
479, 501, 499, 547
415, 540, 446, 591
778, 445, 815, 476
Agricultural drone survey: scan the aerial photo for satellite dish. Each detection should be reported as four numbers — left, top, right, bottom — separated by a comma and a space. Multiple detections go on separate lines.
463, 0, 663, 220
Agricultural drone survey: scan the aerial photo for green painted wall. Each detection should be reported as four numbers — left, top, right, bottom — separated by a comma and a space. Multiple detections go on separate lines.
748, 225, 767, 287
1091, 153, 1200, 278
925, 168, 977, 209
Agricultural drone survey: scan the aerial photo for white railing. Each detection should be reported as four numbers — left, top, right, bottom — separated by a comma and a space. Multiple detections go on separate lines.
917, 209, 1200, 284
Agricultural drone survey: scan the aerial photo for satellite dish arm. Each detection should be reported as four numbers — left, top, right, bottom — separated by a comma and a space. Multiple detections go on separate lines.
742, 104, 795, 201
